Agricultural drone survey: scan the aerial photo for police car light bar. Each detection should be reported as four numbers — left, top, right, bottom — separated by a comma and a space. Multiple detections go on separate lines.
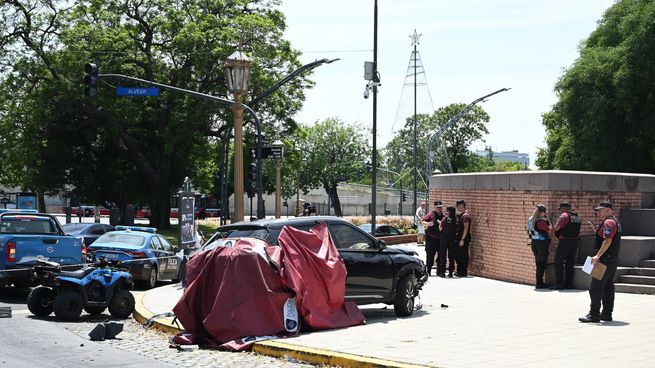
115, 225, 157, 233
0, 209, 39, 214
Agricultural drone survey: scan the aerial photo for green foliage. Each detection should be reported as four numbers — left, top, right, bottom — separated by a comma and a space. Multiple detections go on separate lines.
298, 118, 370, 216
537, 0, 655, 173
0, 0, 310, 227
460, 154, 528, 173
384, 104, 490, 187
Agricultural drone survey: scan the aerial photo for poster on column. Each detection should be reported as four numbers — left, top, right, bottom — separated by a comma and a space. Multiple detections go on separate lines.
179, 197, 196, 246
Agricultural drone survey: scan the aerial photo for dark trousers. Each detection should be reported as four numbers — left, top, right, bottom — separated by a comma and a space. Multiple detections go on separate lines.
425, 236, 439, 275
531, 239, 549, 286
589, 255, 619, 316
457, 238, 470, 276
447, 239, 458, 275
555, 238, 578, 287
438, 235, 454, 275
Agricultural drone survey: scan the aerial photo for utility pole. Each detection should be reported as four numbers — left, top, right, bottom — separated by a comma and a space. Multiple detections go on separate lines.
371, 0, 379, 235
411, 30, 421, 219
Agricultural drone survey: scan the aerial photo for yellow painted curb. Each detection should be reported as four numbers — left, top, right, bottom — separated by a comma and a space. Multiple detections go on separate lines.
134, 290, 434, 367
132, 292, 185, 335
252, 340, 435, 368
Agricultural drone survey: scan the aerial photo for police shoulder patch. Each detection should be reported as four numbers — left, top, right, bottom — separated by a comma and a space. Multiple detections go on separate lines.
604, 226, 612, 236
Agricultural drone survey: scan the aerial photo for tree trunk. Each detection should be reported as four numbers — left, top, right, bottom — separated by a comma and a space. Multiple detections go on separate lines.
324, 184, 343, 217
149, 188, 172, 229
37, 192, 46, 213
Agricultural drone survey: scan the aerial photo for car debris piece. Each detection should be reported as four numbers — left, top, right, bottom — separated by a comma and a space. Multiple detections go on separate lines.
88, 322, 124, 341
0, 307, 11, 318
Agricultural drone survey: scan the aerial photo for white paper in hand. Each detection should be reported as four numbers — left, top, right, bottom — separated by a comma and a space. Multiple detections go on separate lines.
582, 256, 594, 274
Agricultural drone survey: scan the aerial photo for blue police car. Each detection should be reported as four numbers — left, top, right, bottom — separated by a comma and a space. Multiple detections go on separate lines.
87, 226, 184, 289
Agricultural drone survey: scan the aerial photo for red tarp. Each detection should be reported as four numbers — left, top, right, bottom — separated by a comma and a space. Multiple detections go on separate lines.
172, 222, 365, 350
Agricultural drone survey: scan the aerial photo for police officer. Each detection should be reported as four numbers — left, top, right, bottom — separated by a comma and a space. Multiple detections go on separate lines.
440, 205, 459, 278
579, 201, 621, 323
552, 202, 582, 290
456, 200, 471, 277
422, 201, 444, 276
528, 204, 551, 289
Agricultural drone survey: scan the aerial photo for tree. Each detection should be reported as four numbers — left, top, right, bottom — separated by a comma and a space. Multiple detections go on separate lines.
300, 118, 370, 217
461, 155, 528, 173
384, 104, 490, 188
0, 0, 311, 227
537, 0, 655, 173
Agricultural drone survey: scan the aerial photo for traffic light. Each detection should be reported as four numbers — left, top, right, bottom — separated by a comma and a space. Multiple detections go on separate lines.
401, 192, 407, 202
249, 162, 257, 189
84, 63, 99, 97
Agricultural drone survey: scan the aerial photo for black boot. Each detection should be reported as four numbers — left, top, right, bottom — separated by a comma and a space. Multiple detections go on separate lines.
579, 313, 600, 323
600, 312, 613, 322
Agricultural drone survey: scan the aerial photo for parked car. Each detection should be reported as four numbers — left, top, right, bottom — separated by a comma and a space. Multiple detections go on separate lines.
63, 206, 111, 217
358, 224, 404, 237
87, 226, 185, 289
0, 210, 85, 288
62, 223, 115, 246
202, 216, 427, 316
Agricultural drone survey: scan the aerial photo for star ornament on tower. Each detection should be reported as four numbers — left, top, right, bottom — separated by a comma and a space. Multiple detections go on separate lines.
410, 29, 422, 47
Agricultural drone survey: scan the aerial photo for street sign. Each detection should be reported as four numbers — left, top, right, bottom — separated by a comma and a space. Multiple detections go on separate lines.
248, 146, 284, 160
116, 87, 160, 97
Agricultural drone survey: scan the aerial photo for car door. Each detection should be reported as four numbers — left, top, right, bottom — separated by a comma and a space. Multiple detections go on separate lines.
157, 235, 179, 280
328, 222, 394, 301
149, 236, 167, 279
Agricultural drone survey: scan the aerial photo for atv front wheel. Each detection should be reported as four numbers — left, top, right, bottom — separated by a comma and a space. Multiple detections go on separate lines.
84, 306, 106, 315
27, 287, 54, 317
53, 290, 84, 321
108, 289, 135, 318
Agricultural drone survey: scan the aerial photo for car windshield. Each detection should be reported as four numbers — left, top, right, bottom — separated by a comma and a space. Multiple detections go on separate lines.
0, 217, 58, 234
94, 233, 145, 246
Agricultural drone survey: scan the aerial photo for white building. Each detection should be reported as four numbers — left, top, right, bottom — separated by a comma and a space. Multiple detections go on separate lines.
474, 150, 530, 167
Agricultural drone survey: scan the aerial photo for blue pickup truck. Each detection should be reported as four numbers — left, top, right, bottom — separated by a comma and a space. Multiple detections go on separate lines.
0, 211, 85, 288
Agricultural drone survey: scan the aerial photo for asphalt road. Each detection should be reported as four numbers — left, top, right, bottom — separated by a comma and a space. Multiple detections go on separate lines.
0, 286, 171, 368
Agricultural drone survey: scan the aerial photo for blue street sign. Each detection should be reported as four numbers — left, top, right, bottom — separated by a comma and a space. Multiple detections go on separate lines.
116, 87, 160, 97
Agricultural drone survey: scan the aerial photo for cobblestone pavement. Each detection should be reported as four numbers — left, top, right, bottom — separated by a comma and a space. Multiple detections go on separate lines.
60, 315, 315, 368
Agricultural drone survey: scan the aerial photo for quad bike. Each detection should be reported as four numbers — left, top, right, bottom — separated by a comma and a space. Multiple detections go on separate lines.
27, 257, 135, 321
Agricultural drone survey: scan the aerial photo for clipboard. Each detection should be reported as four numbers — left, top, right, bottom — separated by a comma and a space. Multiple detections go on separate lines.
591, 262, 607, 280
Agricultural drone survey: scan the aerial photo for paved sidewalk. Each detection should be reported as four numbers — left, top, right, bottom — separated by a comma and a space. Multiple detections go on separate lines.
141, 274, 655, 368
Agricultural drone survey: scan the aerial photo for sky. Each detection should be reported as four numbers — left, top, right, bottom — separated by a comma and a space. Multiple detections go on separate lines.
277, 0, 617, 167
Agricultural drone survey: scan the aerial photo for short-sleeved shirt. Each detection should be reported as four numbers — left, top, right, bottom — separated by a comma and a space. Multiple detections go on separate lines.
535, 219, 551, 233
458, 211, 472, 241
555, 211, 570, 229
598, 218, 618, 239
423, 211, 443, 239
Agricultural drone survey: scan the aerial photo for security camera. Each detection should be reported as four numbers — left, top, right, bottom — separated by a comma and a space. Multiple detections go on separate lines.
363, 88, 370, 99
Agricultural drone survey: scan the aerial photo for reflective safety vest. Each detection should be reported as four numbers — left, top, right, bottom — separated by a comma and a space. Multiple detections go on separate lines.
528, 217, 547, 241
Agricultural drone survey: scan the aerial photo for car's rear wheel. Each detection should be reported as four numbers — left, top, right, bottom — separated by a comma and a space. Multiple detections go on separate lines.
108, 289, 135, 318
393, 274, 416, 317
143, 266, 157, 289
27, 286, 54, 317
172, 261, 185, 284
53, 290, 83, 321
84, 306, 106, 315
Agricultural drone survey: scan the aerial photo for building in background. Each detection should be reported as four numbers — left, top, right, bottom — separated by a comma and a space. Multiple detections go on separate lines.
475, 149, 530, 167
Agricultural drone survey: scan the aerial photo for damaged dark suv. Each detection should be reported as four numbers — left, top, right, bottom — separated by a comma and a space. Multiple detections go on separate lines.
203, 216, 428, 317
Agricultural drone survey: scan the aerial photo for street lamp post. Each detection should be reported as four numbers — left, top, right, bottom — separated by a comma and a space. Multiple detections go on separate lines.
225, 48, 253, 223
273, 139, 284, 219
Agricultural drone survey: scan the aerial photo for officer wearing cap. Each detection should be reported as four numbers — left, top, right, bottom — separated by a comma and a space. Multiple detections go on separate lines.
528, 204, 552, 288
440, 205, 459, 278
580, 201, 622, 323
455, 200, 472, 277
422, 200, 444, 276
552, 202, 582, 290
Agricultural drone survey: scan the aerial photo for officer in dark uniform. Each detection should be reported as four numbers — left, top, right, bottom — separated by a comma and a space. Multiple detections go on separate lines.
552, 202, 582, 290
422, 201, 444, 276
440, 205, 459, 278
528, 204, 552, 289
456, 200, 471, 277
580, 201, 621, 323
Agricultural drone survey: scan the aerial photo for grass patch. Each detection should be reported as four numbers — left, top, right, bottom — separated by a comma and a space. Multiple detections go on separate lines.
156, 220, 221, 246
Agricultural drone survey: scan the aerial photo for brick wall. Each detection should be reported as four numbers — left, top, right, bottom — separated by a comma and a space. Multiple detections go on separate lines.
430, 189, 642, 285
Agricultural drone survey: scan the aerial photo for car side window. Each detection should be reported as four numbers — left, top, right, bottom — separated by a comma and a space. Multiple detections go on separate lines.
389, 227, 401, 235
150, 236, 163, 251
158, 236, 174, 252
103, 225, 115, 232
90, 225, 105, 235
329, 223, 376, 250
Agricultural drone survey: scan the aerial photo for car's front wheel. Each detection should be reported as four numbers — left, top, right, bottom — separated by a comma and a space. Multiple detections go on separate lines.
393, 274, 416, 317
